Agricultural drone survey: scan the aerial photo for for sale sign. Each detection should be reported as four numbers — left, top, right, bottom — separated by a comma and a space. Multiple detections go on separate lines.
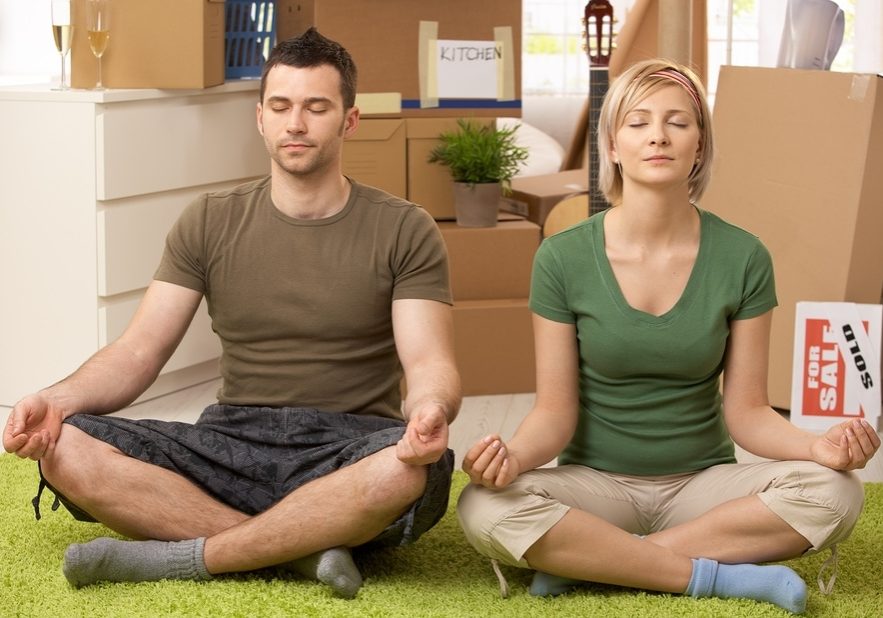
791, 302, 881, 431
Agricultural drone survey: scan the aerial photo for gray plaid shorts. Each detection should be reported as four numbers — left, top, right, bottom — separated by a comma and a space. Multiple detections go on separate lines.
39, 404, 454, 548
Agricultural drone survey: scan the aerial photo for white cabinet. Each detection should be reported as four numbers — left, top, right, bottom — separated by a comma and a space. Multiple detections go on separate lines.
0, 82, 268, 406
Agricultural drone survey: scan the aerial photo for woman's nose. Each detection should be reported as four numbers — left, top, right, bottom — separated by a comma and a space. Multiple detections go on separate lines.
649, 125, 669, 145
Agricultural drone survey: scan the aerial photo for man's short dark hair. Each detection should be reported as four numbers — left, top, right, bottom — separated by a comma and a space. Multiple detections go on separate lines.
260, 27, 358, 109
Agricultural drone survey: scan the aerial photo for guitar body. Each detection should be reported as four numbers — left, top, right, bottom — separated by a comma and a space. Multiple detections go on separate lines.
543, 194, 590, 238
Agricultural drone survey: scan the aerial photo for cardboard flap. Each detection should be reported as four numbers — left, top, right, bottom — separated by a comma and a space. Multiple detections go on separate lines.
405, 117, 494, 140
349, 119, 404, 142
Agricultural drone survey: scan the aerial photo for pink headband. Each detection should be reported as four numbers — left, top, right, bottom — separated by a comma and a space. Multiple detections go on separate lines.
649, 69, 702, 113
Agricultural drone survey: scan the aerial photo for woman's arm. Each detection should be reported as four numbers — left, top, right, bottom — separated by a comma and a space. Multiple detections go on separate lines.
462, 313, 580, 487
722, 311, 879, 468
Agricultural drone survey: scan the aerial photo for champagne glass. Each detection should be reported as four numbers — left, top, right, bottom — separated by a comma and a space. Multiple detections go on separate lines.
50, 0, 73, 91
86, 0, 111, 90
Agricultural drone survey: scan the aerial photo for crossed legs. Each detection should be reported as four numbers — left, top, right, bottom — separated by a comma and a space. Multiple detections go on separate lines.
458, 462, 864, 613
41, 424, 428, 593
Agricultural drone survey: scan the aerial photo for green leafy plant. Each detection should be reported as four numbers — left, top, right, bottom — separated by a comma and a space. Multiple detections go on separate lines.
428, 119, 529, 194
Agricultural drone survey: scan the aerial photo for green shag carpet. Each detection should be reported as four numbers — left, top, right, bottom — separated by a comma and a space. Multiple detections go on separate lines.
1, 454, 881, 618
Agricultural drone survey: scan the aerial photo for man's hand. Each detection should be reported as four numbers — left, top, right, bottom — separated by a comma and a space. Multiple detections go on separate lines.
2, 394, 65, 460
810, 418, 881, 471
396, 403, 449, 466
462, 434, 521, 489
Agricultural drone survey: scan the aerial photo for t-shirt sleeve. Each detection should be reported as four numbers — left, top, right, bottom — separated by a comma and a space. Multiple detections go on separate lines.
391, 207, 452, 304
732, 240, 778, 320
529, 239, 576, 324
153, 194, 208, 293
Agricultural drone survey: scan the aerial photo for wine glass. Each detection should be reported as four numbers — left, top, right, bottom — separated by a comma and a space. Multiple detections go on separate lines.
86, 0, 111, 90
50, 0, 73, 91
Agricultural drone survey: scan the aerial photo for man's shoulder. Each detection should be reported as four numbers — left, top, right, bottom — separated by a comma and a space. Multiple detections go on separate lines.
350, 180, 418, 212
205, 176, 271, 204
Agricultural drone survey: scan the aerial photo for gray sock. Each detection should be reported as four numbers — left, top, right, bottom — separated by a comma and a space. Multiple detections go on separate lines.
284, 547, 363, 599
62, 537, 212, 588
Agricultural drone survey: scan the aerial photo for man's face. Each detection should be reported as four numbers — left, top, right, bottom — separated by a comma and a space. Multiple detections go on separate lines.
256, 64, 358, 178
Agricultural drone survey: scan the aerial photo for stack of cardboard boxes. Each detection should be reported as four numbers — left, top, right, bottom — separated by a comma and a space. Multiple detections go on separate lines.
276, 0, 538, 396
440, 218, 540, 396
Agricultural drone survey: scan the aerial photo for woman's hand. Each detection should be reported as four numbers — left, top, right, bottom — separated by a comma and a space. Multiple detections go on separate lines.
462, 434, 521, 489
810, 418, 881, 471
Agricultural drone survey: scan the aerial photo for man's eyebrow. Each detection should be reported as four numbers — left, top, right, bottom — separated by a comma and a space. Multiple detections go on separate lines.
265, 95, 334, 106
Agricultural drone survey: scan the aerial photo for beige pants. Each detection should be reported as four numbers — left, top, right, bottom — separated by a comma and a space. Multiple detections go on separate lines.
457, 461, 864, 568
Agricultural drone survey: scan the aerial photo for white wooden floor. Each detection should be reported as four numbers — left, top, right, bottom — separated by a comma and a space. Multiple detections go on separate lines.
3, 379, 881, 481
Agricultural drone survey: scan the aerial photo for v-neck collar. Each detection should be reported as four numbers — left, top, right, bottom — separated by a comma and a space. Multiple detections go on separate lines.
592, 207, 709, 325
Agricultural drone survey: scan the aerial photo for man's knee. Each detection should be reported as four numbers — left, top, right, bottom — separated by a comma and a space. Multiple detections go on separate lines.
40, 424, 111, 497
353, 446, 428, 510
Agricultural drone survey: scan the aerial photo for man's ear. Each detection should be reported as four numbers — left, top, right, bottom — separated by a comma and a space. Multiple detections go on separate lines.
343, 106, 360, 138
256, 102, 264, 136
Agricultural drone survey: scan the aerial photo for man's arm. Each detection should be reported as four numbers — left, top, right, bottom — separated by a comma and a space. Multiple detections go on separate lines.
3, 280, 203, 459
391, 298, 461, 465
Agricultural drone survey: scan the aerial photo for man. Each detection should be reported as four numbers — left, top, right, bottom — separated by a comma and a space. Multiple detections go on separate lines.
2, 28, 461, 599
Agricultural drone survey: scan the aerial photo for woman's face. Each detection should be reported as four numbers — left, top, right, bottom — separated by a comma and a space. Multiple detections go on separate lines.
611, 84, 702, 196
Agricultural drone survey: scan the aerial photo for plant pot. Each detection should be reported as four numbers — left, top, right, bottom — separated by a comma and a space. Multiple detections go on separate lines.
452, 182, 501, 228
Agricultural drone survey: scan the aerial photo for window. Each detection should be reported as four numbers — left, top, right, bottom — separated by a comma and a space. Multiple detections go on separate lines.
522, 0, 880, 101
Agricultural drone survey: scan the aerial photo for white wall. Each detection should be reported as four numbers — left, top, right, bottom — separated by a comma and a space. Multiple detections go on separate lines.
0, 1, 63, 85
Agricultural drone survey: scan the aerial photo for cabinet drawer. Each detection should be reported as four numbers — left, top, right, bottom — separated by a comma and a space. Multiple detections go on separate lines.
97, 181, 251, 297
99, 297, 221, 375
96, 92, 268, 200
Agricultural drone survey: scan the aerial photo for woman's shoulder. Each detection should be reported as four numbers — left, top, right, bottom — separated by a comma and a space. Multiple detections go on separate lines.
699, 208, 768, 251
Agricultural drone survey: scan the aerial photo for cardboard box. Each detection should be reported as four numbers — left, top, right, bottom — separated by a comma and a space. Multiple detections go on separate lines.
277, 0, 521, 118
438, 219, 541, 301
703, 67, 883, 409
506, 169, 590, 227
790, 302, 881, 431
406, 117, 495, 219
452, 299, 535, 396
71, 0, 225, 90
343, 118, 406, 198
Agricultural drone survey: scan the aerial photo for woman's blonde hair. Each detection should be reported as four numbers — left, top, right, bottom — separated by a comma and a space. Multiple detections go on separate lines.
597, 59, 714, 205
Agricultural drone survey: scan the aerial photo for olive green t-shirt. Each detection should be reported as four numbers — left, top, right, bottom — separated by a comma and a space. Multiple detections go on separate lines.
529, 208, 777, 475
155, 177, 451, 419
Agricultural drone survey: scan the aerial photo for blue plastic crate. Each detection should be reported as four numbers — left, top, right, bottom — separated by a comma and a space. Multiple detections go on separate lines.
225, 0, 276, 79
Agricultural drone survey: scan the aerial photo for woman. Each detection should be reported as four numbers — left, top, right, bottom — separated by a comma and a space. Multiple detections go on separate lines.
457, 59, 879, 615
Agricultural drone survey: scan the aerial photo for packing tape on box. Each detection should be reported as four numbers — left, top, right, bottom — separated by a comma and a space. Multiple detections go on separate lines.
419, 21, 440, 109
419, 21, 516, 108
849, 74, 871, 102
494, 26, 515, 102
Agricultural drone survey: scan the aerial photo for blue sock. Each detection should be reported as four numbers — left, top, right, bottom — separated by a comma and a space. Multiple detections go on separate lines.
686, 558, 807, 614
530, 534, 646, 597
529, 571, 581, 597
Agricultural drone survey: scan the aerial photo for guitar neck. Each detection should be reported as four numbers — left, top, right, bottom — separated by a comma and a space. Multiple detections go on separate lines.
583, 0, 615, 217
588, 66, 610, 217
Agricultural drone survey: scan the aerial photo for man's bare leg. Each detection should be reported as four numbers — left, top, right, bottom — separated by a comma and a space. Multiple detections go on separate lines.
41, 425, 247, 540
43, 425, 426, 596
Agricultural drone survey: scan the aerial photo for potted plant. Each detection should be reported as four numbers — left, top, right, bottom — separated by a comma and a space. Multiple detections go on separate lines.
428, 119, 529, 227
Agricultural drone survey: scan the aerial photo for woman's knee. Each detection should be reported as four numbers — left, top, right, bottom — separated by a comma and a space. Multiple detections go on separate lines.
457, 478, 568, 567
771, 463, 865, 550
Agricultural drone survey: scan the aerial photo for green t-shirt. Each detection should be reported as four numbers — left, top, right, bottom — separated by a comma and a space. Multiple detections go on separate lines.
529, 208, 777, 475
155, 176, 451, 419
